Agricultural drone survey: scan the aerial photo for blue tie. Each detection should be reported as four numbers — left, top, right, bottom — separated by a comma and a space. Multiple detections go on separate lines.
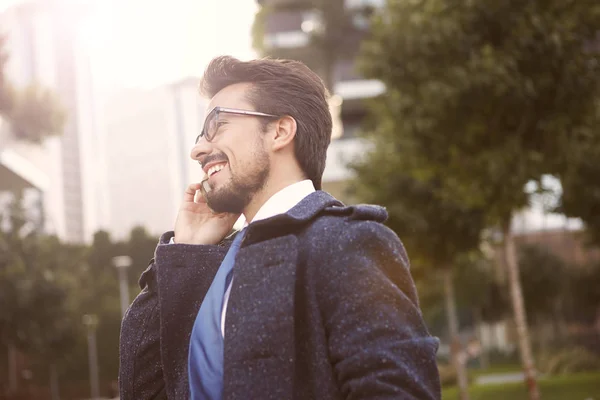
188, 228, 246, 400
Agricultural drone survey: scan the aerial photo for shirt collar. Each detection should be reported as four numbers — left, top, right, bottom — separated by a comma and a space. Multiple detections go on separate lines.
243, 180, 316, 226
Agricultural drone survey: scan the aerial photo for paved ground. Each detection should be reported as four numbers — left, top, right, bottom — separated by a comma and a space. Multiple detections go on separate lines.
476, 371, 531, 385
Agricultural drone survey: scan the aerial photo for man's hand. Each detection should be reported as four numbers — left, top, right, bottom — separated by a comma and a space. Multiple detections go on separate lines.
174, 183, 240, 245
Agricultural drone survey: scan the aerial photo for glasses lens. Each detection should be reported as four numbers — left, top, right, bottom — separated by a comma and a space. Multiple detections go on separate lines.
197, 108, 218, 143
206, 109, 219, 142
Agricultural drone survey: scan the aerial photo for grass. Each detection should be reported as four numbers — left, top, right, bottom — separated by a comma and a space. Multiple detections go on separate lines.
442, 371, 600, 400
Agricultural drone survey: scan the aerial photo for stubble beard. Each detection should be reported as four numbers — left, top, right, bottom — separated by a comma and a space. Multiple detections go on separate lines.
206, 147, 270, 214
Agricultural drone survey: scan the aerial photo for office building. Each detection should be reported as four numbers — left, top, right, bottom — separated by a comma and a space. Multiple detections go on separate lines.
100, 78, 207, 239
1, 0, 106, 242
253, 0, 384, 201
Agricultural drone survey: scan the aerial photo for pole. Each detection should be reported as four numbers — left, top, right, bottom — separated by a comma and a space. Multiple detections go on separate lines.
83, 315, 99, 400
118, 267, 130, 318
112, 256, 132, 318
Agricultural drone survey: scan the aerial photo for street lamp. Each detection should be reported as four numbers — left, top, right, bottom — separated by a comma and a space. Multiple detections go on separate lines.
82, 314, 99, 400
112, 255, 132, 318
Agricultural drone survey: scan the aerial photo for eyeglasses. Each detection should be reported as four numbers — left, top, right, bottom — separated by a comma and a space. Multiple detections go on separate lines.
195, 106, 279, 143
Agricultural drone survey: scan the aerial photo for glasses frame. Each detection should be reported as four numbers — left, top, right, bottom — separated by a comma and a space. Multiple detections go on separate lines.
195, 106, 279, 143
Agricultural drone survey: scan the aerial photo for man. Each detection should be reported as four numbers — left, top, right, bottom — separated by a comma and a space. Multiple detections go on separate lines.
119, 56, 440, 400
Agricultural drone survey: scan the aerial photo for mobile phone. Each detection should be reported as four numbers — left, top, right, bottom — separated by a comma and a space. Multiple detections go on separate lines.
200, 177, 212, 195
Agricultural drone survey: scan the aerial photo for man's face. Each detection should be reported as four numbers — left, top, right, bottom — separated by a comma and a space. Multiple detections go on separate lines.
190, 83, 270, 214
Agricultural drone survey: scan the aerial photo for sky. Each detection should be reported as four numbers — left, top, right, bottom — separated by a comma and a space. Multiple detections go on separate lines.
82, 0, 259, 88
1, 0, 259, 88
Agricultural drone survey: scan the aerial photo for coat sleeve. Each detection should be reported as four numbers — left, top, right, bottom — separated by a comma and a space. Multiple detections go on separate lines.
317, 220, 441, 400
119, 260, 167, 400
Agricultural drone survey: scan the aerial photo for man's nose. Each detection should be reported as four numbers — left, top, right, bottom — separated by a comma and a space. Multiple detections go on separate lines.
190, 137, 212, 163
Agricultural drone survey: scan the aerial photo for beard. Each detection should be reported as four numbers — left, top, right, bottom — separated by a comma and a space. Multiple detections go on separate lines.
205, 143, 270, 214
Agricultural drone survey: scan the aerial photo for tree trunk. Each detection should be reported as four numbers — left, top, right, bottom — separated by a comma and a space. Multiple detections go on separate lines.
502, 220, 540, 400
473, 308, 489, 370
443, 268, 470, 400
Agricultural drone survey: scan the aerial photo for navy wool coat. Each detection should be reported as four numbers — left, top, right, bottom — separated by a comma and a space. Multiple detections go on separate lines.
119, 191, 441, 400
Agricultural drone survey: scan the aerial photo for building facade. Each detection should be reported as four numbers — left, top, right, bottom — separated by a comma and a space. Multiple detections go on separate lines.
100, 78, 208, 240
254, 0, 383, 201
0, 116, 49, 232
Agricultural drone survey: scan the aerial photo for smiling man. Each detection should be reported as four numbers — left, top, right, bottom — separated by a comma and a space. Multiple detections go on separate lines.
118, 56, 441, 400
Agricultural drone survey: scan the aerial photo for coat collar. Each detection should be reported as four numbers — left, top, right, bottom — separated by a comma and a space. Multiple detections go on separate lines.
241, 191, 343, 244
249, 191, 343, 228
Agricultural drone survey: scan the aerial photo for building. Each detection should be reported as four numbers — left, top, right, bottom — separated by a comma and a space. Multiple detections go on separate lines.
254, 0, 383, 202
513, 227, 600, 267
1, 0, 107, 242
100, 78, 208, 240
0, 116, 49, 231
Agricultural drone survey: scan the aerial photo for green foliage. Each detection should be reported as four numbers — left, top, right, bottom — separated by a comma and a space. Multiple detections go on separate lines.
0, 193, 78, 364
356, 4, 600, 386
1, 192, 159, 390
0, 33, 65, 143
415, 252, 510, 336
251, 5, 271, 54
358, 0, 600, 224
568, 261, 600, 325
558, 142, 600, 245
517, 244, 567, 320
453, 253, 510, 323
9, 84, 65, 143
351, 164, 486, 268
126, 225, 159, 280
0, 34, 14, 113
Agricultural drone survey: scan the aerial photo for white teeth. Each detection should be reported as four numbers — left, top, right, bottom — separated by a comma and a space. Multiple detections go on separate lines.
208, 164, 225, 177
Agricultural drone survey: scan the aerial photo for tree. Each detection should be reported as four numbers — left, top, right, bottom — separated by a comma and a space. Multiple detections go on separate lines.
0, 34, 64, 144
0, 194, 157, 396
0, 193, 78, 397
126, 225, 159, 283
559, 143, 600, 245
358, 1, 600, 398
570, 261, 600, 331
518, 245, 567, 324
518, 244, 570, 347
351, 153, 486, 399
0, 35, 14, 113
453, 251, 510, 327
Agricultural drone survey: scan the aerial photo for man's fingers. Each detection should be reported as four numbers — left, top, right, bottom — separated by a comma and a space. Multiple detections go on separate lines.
184, 183, 203, 203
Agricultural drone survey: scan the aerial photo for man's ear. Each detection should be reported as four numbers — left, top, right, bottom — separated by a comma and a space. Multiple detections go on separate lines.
271, 116, 297, 151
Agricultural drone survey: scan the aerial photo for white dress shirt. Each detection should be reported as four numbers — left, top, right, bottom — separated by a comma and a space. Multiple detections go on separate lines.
219, 179, 315, 336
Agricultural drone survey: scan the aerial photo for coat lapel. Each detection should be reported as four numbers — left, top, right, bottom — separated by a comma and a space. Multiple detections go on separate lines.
156, 248, 227, 399
223, 234, 299, 400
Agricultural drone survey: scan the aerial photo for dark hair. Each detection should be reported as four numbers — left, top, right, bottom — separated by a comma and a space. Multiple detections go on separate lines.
199, 56, 332, 190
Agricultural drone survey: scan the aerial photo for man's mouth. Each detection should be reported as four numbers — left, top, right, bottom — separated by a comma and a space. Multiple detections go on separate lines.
207, 162, 227, 178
